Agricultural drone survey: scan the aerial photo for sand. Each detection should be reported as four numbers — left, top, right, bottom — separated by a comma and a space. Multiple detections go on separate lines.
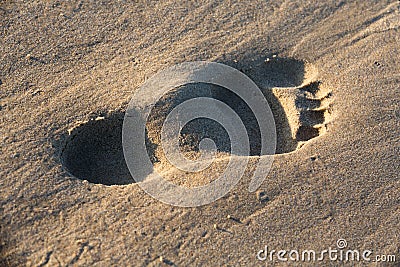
1, 0, 399, 266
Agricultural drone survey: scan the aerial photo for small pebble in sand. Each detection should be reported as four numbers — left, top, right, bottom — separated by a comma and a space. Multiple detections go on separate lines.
227, 215, 231, 219
31, 89, 42, 96
256, 191, 270, 203
374, 61, 381, 67
159, 256, 163, 263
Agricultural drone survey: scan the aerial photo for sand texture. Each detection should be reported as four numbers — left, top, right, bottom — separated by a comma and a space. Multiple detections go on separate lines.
1, 0, 399, 266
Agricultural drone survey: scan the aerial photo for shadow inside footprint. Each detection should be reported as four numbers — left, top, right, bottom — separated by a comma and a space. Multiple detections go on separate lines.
144, 56, 325, 156
146, 83, 264, 156
61, 112, 156, 185
226, 57, 306, 153
222, 55, 330, 154
238, 57, 306, 88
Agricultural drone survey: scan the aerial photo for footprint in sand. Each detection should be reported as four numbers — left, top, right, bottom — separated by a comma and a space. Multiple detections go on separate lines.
59, 57, 333, 185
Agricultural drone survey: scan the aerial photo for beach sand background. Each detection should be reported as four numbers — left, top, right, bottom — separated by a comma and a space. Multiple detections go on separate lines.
1, 0, 399, 266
